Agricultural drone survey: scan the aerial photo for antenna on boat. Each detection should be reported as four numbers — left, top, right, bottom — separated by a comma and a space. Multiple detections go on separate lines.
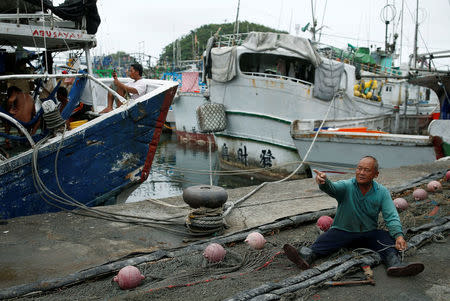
380, 4, 396, 54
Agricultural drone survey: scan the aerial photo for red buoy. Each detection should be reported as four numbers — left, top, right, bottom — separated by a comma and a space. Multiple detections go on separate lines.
317, 215, 333, 232
113, 266, 145, 290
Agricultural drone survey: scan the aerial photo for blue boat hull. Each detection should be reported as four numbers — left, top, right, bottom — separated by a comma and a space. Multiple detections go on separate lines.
0, 84, 177, 219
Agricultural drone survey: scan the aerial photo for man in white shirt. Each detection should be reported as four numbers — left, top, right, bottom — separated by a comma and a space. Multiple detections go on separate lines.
99, 63, 146, 113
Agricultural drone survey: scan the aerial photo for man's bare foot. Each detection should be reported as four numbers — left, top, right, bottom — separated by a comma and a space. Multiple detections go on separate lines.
99, 107, 113, 114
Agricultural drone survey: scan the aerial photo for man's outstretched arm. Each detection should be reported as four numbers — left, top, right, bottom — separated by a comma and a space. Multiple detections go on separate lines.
313, 169, 346, 200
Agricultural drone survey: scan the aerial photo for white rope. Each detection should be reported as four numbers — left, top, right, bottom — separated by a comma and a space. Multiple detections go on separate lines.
0, 112, 36, 147
223, 94, 338, 217
208, 135, 213, 186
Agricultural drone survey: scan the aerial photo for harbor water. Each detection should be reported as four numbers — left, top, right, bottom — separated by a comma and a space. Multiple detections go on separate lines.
118, 132, 264, 203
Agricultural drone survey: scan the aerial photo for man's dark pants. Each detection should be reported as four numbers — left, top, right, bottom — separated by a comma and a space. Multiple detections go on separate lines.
311, 228, 397, 262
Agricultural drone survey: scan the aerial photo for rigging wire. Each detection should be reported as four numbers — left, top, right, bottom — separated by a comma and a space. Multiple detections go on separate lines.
318, 0, 328, 43
403, 1, 450, 100
30, 129, 192, 236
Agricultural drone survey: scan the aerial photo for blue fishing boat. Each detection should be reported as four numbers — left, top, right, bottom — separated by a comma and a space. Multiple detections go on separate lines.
0, 1, 177, 219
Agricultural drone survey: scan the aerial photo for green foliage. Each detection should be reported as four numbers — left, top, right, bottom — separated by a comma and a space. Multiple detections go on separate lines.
159, 21, 287, 64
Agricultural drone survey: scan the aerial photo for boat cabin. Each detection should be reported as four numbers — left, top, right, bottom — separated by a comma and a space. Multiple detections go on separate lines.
239, 52, 315, 84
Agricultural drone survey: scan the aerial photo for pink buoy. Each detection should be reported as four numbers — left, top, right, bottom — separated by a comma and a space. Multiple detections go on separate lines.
113, 266, 145, 290
412, 188, 428, 201
245, 232, 266, 249
393, 198, 409, 211
446, 170, 450, 181
203, 243, 226, 263
427, 180, 442, 192
316, 215, 333, 232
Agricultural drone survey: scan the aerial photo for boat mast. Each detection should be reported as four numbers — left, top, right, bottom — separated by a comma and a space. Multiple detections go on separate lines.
399, 0, 404, 65
234, 0, 240, 35
413, 0, 419, 69
310, 0, 317, 42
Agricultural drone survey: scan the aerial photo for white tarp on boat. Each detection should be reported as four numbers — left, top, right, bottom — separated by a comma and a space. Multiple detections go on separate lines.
210, 32, 323, 83
241, 32, 322, 67
210, 47, 237, 83
313, 60, 345, 101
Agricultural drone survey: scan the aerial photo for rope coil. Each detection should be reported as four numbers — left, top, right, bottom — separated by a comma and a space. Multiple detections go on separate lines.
186, 207, 225, 235
43, 109, 66, 130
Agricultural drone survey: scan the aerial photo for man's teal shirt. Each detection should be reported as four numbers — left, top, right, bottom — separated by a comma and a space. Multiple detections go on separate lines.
319, 178, 403, 238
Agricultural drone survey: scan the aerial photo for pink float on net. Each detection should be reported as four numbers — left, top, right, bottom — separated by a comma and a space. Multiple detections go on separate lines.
245, 232, 266, 249
427, 180, 442, 192
393, 198, 409, 211
203, 243, 226, 263
113, 266, 145, 290
412, 188, 428, 201
446, 170, 450, 181
316, 215, 333, 232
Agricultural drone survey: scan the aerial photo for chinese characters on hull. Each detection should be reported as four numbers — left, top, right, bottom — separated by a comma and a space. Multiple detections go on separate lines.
221, 144, 275, 168
237, 146, 248, 166
260, 149, 275, 168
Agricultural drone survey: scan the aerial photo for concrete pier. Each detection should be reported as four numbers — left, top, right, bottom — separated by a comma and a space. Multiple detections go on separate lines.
0, 160, 448, 298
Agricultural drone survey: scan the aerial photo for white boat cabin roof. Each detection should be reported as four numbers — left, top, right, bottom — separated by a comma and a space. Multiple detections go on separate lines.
0, 13, 96, 51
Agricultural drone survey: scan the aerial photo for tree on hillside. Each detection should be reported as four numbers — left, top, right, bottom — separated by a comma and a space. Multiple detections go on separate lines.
159, 21, 287, 66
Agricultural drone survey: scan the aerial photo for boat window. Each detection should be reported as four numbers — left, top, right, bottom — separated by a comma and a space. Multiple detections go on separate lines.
239, 53, 315, 83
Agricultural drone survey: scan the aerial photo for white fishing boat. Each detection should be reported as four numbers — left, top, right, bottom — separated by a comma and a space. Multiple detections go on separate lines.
200, 31, 438, 178
289, 118, 445, 174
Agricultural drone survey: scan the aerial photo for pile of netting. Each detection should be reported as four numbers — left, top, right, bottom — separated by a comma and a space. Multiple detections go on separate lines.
380, 178, 450, 230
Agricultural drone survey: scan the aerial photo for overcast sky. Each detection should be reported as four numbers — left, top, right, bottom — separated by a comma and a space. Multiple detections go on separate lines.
79, 0, 449, 68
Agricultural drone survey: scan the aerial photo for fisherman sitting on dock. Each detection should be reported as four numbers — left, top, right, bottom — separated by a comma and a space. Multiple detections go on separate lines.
99, 63, 146, 114
283, 156, 425, 277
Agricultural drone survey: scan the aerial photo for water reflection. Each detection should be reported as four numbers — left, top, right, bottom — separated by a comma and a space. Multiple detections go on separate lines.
122, 132, 263, 203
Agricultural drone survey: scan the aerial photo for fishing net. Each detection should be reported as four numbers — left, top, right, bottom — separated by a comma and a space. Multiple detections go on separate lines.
26, 227, 314, 300
21, 179, 449, 301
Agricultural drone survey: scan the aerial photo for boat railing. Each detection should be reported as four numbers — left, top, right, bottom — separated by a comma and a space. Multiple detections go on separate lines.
216, 33, 249, 47
0, 11, 76, 30
0, 73, 127, 105
241, 71, 313, 86
0, 12, 52, 21
315, 43, 403, 77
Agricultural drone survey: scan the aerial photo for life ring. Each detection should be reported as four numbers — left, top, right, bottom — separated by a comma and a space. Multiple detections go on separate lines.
182, 185, 228, 209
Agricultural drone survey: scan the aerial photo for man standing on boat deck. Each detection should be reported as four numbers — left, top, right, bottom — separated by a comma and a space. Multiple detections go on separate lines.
283, 156, 425, 277
99, 63, 146, 114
